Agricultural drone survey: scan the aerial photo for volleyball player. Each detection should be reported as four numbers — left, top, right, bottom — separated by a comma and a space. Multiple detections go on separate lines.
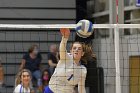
44, 28, 87, 93
14, 69, 33, 93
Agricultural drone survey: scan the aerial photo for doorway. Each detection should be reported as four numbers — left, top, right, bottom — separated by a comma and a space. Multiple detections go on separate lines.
129, 56, 140, 93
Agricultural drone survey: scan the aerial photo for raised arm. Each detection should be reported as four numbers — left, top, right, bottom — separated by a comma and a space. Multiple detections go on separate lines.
59, 28, 70, 60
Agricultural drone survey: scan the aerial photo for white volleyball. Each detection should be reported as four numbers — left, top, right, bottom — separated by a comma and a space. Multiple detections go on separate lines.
75, 19, 93, 38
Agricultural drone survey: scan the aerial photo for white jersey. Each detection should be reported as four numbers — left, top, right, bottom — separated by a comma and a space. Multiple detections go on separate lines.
13, 84, 30, 93
49, 37, 87, 93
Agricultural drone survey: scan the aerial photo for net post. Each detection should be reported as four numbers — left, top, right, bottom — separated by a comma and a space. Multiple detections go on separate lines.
114, 24, 121, 93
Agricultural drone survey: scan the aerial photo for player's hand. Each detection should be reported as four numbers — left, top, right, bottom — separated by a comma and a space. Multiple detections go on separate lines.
60, 28, 70, 38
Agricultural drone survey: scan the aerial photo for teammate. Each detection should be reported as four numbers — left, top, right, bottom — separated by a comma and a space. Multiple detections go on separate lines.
14, 69, 33, 93
44, 28, 87, 93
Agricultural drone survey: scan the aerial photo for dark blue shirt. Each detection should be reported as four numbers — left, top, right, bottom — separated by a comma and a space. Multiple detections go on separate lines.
23, 53, 42, 72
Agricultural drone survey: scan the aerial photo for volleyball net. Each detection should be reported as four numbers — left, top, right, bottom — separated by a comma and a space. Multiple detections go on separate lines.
0, 24, 140, 93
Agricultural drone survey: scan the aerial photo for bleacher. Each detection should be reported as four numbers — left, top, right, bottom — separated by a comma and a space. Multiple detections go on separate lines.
0, 0, 76, 92
0, 29, 75, 92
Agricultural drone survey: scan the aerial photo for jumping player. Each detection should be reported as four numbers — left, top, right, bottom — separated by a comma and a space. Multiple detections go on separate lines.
44, 28, 87, 93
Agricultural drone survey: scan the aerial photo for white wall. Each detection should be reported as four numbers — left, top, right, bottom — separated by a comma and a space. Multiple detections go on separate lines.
0, 0, 76, 24
93, 34, 140, 93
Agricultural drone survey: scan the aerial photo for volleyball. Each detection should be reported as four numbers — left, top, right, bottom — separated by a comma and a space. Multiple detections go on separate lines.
75, 19, 93, 38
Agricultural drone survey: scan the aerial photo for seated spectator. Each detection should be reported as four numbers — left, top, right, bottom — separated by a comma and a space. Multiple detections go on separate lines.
14, 69, 34, 93
0, 57, 4, 87
39, 69, 50, 92
19, 44, 42, 90
48, 44, 59, 75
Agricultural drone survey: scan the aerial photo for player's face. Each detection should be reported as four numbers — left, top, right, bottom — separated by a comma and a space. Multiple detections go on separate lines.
21, 72, 31, 86
71, 43, 84, 60
43, 71, 49, 81
44, 71, 49, 76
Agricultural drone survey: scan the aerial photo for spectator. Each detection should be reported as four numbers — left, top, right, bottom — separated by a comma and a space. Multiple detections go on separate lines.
48, 44, 59, 75
39, 69, 50, 92
19, 44, 42, 90
0, 57, 4, 87
14, 69, 33, 93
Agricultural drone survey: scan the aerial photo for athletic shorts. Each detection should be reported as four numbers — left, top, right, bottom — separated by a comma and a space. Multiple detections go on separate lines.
44, 86, 54, 93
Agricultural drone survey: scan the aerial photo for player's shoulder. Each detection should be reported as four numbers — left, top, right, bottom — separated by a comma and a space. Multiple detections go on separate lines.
16, 84, 22, 88
81, 65, 87, 74
14, 84, 22, 90
81, 64, 86, 69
